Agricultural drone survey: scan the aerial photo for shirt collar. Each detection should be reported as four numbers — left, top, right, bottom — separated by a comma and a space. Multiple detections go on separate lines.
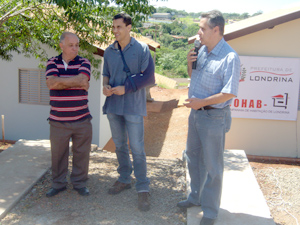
57, 53, 79, 62
209, 38, 225, 56
111, 37, 136, 51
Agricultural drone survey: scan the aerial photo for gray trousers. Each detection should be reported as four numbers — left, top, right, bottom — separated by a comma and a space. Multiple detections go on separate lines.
49, 118, 92, 189
186, 107, 231, 219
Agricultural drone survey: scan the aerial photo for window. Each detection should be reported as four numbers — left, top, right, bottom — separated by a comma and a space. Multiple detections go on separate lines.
19, 69, 49, 105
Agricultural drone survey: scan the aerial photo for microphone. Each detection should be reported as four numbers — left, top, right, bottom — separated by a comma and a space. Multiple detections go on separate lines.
192, 40, 201, 70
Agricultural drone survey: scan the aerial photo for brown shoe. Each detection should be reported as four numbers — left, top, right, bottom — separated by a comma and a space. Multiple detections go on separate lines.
138, 192, 150, 211
108, 181, 131, 195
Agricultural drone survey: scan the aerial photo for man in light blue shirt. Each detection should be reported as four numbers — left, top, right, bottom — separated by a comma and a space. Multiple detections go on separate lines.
177, 10, 240, 225
102, 13, 151, 212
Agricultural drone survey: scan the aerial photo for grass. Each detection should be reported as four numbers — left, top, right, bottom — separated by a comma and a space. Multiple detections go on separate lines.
156, 83, 171, 89
178, 17, 198, 25
177, 82, 189, 87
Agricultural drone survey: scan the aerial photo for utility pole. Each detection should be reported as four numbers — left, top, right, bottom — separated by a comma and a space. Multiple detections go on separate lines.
153, 24, 158, 66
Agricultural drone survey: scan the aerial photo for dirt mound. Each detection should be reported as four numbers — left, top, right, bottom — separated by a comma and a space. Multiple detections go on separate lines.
145, 87, 189, 159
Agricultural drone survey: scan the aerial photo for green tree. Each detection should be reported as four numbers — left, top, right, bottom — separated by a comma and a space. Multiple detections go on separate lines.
188, 12, 201, 18
142, 28, 155, 36
157, 33, 173, 46
252, 10, 263, 17
160, 20, 184, 34
176, 10, 188, 17
181, 23, 199, 37
155, 46, 190, 78
223, 13, 240, 20
170, 39, 186, 49
170, 27, 183, 35
240, 12, 250, 19
161, 23, 172, 34
156, 6, 175, 14
0, 0, 155, 78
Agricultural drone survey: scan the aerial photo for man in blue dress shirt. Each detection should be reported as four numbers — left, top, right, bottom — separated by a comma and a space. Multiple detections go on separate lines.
177, 10, 240, 225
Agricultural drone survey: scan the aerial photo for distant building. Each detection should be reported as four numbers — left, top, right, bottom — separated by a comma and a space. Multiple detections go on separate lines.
142, 22, 154, 29
151, 13, 172, 20
170, 35, 187, 41
227, 19, 238, 24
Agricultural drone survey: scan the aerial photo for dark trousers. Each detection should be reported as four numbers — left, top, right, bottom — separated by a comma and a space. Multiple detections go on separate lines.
49, 118, 92, 189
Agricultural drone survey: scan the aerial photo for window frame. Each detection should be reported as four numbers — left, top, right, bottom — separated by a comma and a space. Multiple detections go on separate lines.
18, 68, 49, 105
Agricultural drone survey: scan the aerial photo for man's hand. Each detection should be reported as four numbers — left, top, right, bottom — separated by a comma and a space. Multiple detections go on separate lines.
103, 85, 113, 96
46, 76, 57, 89
111, 86, 125, 95
184, 93, 236, 110
187, 48, 198, 77
183, 98, 205, 110
187, 48, 198, 65
76, 74, 89, 91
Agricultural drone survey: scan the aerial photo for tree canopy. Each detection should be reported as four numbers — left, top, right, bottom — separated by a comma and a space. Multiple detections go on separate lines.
155, 6, 263, 20
0, 0, 155, 77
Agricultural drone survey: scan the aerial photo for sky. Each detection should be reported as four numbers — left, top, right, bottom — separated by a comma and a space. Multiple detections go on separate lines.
150, 0, 300, 15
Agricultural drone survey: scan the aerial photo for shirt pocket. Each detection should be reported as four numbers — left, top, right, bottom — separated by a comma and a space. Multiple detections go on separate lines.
204, 64, 214, 74
201, 61, 223, 90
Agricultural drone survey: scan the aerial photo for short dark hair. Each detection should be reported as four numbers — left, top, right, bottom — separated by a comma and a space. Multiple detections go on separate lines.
113, 13, 132, 26
201, 10, 225, 36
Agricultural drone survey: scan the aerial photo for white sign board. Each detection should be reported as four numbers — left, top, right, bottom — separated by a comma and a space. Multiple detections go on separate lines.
231, 56, 300, 121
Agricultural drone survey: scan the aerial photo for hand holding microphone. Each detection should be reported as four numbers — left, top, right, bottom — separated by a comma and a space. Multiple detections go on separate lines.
192, 40, 201, 70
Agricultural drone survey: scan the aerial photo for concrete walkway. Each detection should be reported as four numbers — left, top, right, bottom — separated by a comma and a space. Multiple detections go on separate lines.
0, 139, 51, 219
186, 150, 275, 225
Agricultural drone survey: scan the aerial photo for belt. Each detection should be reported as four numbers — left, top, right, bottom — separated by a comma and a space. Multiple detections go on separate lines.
198, 106, 216, 110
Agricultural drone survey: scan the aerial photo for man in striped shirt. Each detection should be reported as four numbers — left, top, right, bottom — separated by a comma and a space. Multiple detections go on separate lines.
45, 32, 92, 197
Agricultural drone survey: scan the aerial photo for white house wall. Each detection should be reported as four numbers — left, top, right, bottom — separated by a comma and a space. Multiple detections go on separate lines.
0, 46, 109, 147
98, 59, 111, 148
226, 18, 300, 157
86, 54, 101, 147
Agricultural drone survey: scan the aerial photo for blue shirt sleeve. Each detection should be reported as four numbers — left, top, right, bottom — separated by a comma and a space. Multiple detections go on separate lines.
102, 50, 110, 78
221, 52, 240, 96
141, 45, 150, 72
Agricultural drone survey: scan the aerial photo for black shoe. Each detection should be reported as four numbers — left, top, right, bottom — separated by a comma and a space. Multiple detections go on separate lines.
200, 217, 216, 225
46, 187, 67, 197
74, 187, 90, 196
138, 192, 150, 212
177, 199, 197, 209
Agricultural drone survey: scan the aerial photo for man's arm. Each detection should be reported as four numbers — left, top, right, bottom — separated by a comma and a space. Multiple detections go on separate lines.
46, 73, 89, 91
184, 93, 235, 110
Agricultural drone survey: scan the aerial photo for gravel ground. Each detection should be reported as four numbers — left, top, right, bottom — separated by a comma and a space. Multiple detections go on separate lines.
0, 150, 187, 225
250, 161, 300, 225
